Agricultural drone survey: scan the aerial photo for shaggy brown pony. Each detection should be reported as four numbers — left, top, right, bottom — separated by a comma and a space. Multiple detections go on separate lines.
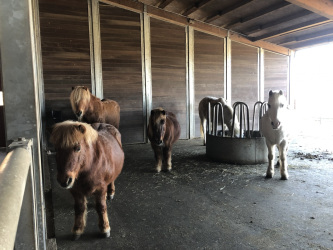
70, 86, 120, 128
50, 121, 124, 240
147, 108, 181, 172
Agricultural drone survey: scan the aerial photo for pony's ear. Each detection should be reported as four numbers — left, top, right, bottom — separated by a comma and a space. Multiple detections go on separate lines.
72, 86, 75, 90
161, 110, 166, 116
269, 90, 273, 96
279, 90, 283, 95
76, 124, 86, 134
83, 87, 88, 91
151, 110, 155, 116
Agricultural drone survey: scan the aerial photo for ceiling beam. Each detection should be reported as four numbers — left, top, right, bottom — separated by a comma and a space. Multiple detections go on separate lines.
223, 2, 291, 29
288, 35, 333, 49
204, 0, 253, 23
286, 0, 333, 20
245, 9, 312, 35
181, 0, 214, 16
278, 27, 333, 45
156, 0, 174, 9
252, 17, 330, 41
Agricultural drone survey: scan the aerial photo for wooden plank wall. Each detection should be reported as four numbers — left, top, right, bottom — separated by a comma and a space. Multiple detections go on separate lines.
150, 18, 187, 139
39, 0, 91, 120
264, 51, 289, 101
99, 4, 144, 143
194, 30, 224, 138
231, 41, 259, 129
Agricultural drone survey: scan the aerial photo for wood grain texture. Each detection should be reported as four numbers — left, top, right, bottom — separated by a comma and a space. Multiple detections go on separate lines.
39, 0, 91, 120
100, 5, 144, 143
150, 18, 188, 139
231, 41, 259, 129
264, 51, 289, 101
194, 31, 224, 137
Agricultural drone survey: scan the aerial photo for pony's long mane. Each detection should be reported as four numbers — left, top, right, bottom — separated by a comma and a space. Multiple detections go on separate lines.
70, 86, 91, 108
50, 121, 98, 148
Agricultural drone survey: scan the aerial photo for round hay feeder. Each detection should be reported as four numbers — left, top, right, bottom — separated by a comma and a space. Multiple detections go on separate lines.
206, 101, 268, 164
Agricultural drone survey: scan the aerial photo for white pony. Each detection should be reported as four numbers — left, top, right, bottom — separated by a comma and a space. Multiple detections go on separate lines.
260, 90, 291, 180
199, 96, 240, 145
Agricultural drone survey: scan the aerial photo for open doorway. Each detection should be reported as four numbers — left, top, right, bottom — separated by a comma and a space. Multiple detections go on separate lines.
293, 43, 333, 153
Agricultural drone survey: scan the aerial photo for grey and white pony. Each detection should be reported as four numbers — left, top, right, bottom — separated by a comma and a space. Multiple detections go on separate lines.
260, 90, 291, 180
199, 96, 240, 145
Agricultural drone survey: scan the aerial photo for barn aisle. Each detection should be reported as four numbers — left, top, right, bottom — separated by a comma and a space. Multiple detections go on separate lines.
47, 137, 333, 250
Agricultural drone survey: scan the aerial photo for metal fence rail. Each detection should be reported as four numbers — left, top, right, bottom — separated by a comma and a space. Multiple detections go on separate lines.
0, 138, 37, 249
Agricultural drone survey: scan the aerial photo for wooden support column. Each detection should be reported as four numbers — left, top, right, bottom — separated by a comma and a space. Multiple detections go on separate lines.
225, 36, 232, 102
187, 26, 195, 138
259, 48, 265, 102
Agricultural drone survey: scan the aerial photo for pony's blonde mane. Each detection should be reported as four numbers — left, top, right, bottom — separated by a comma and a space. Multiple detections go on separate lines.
70, 86, 91, 108
50, 121, 98, 148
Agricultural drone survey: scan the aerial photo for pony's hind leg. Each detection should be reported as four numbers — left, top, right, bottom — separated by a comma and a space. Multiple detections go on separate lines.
278, 141, 289, 180
163, 147, 172, 171
71, 193, 87, 240
95, 190, 111, 237
107, 182, 115, 200
266, 143, 275, 178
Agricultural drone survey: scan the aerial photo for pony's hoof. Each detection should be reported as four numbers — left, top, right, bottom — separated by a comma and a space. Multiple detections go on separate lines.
156, 167, 161, 173
167, 168, 172, 172
102, 230, 111, 238
72, 234, 81, 241
265, 174, 273, 179
107, 193, 115, 200
280, 175, 288, 180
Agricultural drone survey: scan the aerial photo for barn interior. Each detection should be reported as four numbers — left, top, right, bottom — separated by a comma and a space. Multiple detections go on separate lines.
0, 0, 333, 249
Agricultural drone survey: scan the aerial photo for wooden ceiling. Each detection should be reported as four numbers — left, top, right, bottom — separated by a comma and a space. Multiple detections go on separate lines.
137, 0, 333, 50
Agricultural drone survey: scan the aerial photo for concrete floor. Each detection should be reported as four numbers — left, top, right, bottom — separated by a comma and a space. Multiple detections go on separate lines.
47, 136, 333, 250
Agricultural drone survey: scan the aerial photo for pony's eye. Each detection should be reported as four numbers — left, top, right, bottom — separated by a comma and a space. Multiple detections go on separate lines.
74, 144, 81, 152
267, 104, 271, 108
160, 119, 165, 124
280, 104, 284, 108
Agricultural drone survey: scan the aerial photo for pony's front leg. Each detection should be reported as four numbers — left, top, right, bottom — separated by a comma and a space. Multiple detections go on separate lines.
266, 142, 275, 178
95, 190, 111, 237
71, 192, 87, 240
278, 141, 289, 180
163, 147, 172, 171
202, 119, 207, 145
153, 146, 163, 172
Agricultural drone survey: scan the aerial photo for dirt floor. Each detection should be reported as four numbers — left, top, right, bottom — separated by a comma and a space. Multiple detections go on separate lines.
47, 133, 333, 250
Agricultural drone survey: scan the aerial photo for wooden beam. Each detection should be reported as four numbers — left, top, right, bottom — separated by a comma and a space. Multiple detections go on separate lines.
286, 0, 333, 20
204, 0, 253, 23
252, 17, 331, 41
157, 0, 174, 9
278, 27, 333, 45
190, 20, 228, 38
223, 2, 291, 29
181, 0, 214, 16
288, 35, 333, 49
99, 0, 144, 13
246, 9, 312, 35
146, 5, 188, 26
229, 31, 291, 55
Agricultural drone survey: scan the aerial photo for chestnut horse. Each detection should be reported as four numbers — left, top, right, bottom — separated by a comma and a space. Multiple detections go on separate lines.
70, 86, 120, 128
147, 108, 181, 172
50, 121, 124, 239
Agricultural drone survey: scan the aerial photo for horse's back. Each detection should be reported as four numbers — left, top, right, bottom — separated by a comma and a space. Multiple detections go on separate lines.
166, 111, 181, 143
199, 96, 227, 119
101, 99, 120, 128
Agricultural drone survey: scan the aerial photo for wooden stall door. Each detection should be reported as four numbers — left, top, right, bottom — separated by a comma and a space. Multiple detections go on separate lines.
264, 51, 289, 101
231, 41, 259, 129
150, 18, 187, 139
194, 31, 224, 138
39, 0, 92, 121
100, 5, 143, 143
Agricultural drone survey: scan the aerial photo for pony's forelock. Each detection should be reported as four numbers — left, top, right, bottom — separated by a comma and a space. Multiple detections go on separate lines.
70, 86, 91, 108
50, 121, 98, 148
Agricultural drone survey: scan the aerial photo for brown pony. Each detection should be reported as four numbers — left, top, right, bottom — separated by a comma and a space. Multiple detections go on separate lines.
70, 86, 120, 128
147, 108, 181, 172
50, 121, 124, 240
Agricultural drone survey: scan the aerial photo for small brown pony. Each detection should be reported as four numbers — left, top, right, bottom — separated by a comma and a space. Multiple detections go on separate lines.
70, 86, 120, 128
50, 121, 124, 240
147, 108, 181, 172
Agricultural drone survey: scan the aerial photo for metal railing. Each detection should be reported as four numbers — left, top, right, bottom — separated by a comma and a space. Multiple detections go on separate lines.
0, 138, 38, 250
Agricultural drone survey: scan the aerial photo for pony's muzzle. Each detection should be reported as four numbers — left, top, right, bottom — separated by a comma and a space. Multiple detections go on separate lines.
271, 121, 281, 129
76, 111, 82, 117
58, 177, 74, 189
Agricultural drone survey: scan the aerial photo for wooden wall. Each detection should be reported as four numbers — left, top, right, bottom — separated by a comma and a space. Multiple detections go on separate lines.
39, 0, 91, 120
100, 4, 144, 143
231, 41, 259, 129
150, 18, 187, 139
194, 30, 224, 137
264, 51, 289, 101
